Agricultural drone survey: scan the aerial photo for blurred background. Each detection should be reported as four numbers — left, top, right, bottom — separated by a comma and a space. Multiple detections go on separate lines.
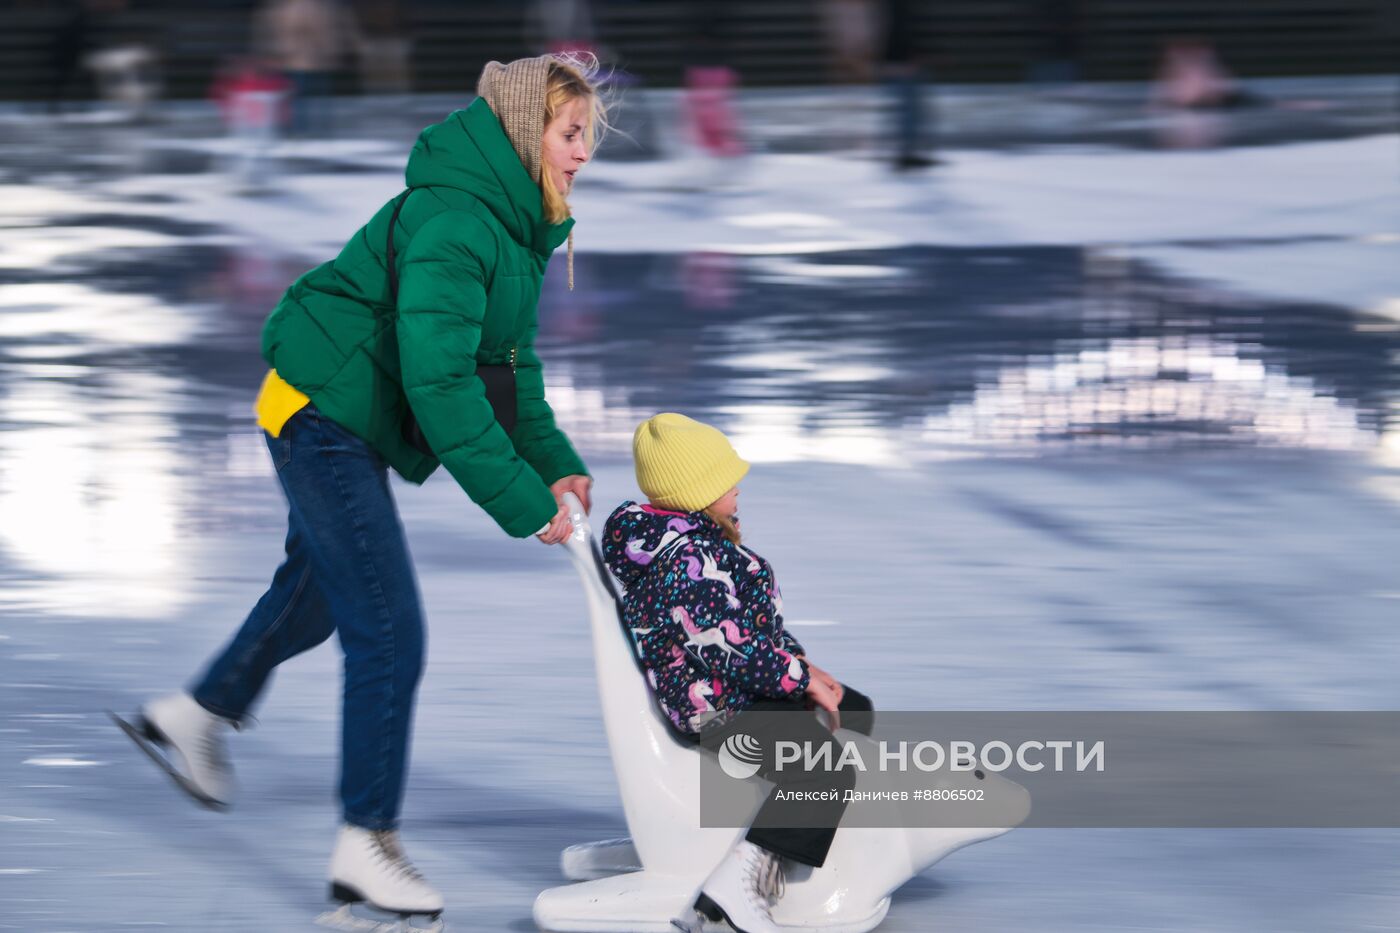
2, 2, 1399, 931
3, 0, 1397, 98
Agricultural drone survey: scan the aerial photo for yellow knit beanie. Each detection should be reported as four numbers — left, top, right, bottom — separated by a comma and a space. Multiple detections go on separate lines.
633, 413, 750, 513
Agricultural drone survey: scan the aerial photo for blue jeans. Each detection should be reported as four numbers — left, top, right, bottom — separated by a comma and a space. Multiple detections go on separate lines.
192, 405, 425, 830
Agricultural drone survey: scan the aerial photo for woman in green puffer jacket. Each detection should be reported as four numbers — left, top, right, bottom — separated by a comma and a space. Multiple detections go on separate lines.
121, 54, 604, 924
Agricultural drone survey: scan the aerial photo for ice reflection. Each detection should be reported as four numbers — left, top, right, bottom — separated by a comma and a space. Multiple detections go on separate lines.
0, 235, 1395, 613
720, 404, 903, 467
0, 284, 205, 347
922, 335, 1371, 454
0, 375, 189, 617
749, 257, 905, 285
534, 248, 1400, 466
0, 287, 200, 617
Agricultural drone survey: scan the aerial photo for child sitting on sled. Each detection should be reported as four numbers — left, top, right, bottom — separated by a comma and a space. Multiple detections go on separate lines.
602, 413, 875, 933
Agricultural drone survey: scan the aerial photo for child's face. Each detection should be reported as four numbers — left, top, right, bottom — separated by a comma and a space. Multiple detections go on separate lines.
710, 486, 740, 524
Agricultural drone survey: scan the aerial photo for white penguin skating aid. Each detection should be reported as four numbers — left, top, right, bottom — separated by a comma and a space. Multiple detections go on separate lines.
533, 495, 1031, 932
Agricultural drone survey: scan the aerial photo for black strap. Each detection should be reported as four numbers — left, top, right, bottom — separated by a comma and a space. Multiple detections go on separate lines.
386, 189, 411, 303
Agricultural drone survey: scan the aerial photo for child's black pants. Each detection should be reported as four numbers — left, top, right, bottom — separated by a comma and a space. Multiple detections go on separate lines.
694, 685, 875, 868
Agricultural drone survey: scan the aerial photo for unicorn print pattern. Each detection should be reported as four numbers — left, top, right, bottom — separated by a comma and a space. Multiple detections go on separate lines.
684, 551, 741, 609
673, 606, 749, 664
603, 501, 809, 735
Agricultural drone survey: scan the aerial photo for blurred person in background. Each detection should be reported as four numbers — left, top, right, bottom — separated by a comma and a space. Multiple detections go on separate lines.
210, 55, 291, 192
1151, 36, 1263, 110
880, 0, 938, 170
81, 0, 162, 123
822, 0, 878, 84
115, 53, 606, 929
256, 0, 352, 136
1029, 0, 1082, 86
526, 0, 600, 58
350, 0, 413, 95
45, 0, 94, 114
681, 0, 747, 185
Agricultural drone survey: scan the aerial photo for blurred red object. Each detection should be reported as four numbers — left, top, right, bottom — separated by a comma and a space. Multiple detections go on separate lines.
210, 60, 292, 131
685, 66, 746, 158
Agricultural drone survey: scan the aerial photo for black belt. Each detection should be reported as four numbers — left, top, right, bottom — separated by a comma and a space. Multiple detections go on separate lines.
387, 188, 517, 457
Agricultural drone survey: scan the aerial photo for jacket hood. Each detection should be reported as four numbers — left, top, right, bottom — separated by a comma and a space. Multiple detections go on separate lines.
602, 500, 721, 590
404, 98, 574, 255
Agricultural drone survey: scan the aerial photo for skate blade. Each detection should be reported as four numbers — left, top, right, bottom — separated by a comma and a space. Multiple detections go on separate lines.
693, 894, 723, 923
316, 902, 444, 933
670, 912, 705, 933
107, 710, 228, 812
694, 895, 755, 933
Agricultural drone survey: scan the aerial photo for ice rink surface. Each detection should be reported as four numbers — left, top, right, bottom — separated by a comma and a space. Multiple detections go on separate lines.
1, 80, 1399, 931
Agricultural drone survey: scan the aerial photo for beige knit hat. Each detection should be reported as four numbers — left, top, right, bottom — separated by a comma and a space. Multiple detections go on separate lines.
477, 54, 576, 289
633, 413, 750, 513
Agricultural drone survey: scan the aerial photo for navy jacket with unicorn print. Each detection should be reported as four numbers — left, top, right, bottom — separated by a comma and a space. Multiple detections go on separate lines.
602, 501, 810, 736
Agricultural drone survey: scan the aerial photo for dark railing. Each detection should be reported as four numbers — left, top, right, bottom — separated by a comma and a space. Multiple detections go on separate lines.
1, 0, 1395, 102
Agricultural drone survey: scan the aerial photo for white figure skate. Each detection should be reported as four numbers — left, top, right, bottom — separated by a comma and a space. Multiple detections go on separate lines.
317, 825, 444, 933
109, 691, 238, 809
699, 839, 785, 933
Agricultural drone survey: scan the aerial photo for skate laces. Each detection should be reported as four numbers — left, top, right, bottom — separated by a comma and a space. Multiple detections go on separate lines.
197, 720, 234, 773
742, 845, 785, 909
369, 830, 427, 886
756, 849, 785, 902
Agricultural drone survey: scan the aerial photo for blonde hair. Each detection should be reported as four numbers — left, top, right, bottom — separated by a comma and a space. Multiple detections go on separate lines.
540, 52, 611, 225
704, 507, 743, 545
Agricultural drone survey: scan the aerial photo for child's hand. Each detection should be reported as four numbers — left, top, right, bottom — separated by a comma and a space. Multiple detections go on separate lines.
802, 659, 844, 705
804, 677, 842, 733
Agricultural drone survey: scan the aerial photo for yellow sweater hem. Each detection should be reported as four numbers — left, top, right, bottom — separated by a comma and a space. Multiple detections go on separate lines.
254, 369, 310, 437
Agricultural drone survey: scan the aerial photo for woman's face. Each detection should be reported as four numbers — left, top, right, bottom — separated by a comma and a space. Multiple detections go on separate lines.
541, 96, 591, 195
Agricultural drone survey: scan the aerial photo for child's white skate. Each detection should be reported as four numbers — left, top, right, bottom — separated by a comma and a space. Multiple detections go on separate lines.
316, 826, 444, 933
108, 691, 238, 809
697, 840, 784, 933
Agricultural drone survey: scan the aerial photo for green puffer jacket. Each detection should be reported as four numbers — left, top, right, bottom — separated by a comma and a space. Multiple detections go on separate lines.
260, 98, 587, 538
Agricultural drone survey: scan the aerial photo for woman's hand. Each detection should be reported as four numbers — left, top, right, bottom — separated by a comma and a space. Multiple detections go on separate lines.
804, 677, 842, 733
550, 474, 592, 514
536, 502, 573, 545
